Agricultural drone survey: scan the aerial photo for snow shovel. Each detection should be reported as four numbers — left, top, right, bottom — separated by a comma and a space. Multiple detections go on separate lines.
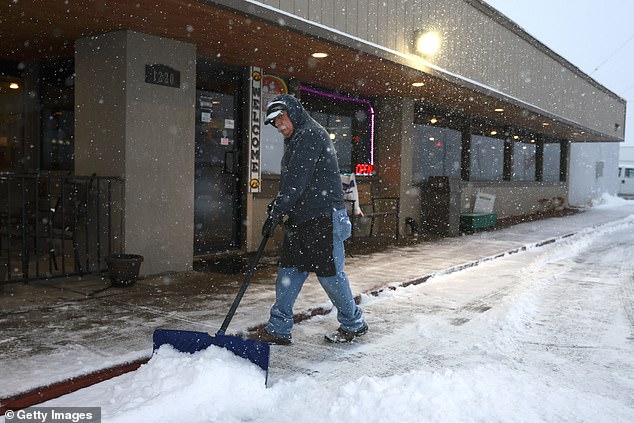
152, 235, 271, 378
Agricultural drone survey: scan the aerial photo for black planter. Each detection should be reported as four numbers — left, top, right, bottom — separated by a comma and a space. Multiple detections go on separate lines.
106, 254, 144, 287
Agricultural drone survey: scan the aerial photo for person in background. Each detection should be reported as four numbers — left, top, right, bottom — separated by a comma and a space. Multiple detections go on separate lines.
250, 93, 368, 344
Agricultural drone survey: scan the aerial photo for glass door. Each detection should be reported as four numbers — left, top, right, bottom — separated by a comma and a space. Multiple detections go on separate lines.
194, 90, 240, 253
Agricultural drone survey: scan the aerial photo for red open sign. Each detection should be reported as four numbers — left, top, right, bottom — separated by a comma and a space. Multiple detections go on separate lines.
355, 163, 374, 176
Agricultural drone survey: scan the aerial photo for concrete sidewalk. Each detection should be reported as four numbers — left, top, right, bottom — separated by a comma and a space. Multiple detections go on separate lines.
2, 202, 634, 402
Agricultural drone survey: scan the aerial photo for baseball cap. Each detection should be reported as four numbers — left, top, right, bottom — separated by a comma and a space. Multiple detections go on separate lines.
264, 100, 287, 125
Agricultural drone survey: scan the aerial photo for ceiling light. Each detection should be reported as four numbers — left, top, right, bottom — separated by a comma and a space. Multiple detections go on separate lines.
542, 122, 550, 126
412, 82, 425, 87
311, 52, 328, 58
430, 118, 438, 124
490, 130, 498, 136
415, 31, 441, 56
513, 135, 520, 140
494, 108, 504, 112
9, 82, 19, 89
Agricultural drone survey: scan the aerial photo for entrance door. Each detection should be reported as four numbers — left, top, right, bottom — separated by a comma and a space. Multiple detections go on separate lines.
194, 90, 240, 253
619, 166, 634, 196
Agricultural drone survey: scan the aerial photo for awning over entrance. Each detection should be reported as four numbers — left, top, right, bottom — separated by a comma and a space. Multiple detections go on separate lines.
0, 0, 624, 142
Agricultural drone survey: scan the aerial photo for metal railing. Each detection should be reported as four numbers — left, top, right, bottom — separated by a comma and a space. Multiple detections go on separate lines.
1, 173, 124, 283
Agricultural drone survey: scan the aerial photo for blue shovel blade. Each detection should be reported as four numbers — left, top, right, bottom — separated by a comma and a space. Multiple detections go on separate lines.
153, 329, 270, 378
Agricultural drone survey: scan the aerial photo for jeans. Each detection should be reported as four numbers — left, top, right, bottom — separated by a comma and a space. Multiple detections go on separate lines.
266, 208, 366, 338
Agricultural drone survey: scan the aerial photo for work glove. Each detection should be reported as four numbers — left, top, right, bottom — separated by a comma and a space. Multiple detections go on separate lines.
262, 214, 280, 238
263, 200, 281, 237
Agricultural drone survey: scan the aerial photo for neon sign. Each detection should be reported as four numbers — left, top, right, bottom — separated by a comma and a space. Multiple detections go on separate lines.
355, 163, 374, 175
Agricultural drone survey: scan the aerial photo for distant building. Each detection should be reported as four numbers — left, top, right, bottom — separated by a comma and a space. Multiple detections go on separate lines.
0, 0, 625, 280
620, 146, 634, 165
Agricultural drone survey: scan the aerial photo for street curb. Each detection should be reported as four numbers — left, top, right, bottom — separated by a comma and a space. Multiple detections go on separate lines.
0, 358, 149, 414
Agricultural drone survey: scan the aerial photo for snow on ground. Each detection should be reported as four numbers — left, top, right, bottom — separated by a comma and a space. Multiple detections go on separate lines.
8, 204, 632, 423
592, 192, 631, 208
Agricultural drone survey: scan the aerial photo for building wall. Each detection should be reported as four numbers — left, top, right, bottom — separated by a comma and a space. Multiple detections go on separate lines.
75, 30, 196, 275
251, 0, 625, 140
568, 142, 620, 206
374, 97, 415, 235
619, 145, 634, 165
460, 182, 568, 218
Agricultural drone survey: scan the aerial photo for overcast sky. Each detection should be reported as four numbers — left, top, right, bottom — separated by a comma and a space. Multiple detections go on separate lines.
482, 0, 634, 146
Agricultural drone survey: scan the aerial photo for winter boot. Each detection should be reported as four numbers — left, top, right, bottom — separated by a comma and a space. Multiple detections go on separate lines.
249, 326, 292, 345
324, 322, 368, 343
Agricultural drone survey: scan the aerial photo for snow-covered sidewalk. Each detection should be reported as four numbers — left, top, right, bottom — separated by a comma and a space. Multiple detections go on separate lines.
1, 196, 634, 422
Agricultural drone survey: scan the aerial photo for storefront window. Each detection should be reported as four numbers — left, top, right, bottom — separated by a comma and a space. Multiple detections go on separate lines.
301, 86, 373, 176
260, 87, 373, 176
543, 142, 561, 182
412, 123, 461, 183
512, 141, 536, 181
0, 72, 25, 171
40, 59, 75, 171
312, 112, 353, 174
470, 134, 504, 181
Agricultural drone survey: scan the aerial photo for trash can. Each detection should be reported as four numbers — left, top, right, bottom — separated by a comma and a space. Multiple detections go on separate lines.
420, 176, 461, 237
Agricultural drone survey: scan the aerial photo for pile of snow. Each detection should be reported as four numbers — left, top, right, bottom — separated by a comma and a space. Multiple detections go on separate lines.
40, 340, 630, 423
591, 193, 629, 208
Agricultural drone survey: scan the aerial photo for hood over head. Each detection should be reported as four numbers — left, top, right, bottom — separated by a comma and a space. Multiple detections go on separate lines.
264, 94, 306, 128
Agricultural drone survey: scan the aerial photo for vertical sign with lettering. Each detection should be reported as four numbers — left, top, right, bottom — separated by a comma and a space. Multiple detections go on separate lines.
248, 67, 262, 193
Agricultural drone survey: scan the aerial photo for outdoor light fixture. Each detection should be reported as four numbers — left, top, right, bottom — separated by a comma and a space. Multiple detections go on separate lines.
311, 52, 328, 58
415, 31, 441, 56
9, 82, 19, 89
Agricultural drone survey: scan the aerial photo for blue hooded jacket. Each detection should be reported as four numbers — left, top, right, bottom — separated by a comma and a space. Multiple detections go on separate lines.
267, 94, 345, 225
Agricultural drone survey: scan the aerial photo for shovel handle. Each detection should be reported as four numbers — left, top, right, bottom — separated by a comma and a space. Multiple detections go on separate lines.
217, 235, 269, 335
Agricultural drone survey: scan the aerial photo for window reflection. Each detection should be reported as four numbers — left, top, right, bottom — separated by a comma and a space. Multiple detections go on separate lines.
412, 123, 461, 183
312, 112, 353, 174
543, 142, 561, 182
0, 75, 25, 171
512, 141, 536, 181
470, 134, 504, 181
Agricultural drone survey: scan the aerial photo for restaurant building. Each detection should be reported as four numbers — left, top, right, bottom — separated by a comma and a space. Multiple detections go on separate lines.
0, 0, 626, 279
